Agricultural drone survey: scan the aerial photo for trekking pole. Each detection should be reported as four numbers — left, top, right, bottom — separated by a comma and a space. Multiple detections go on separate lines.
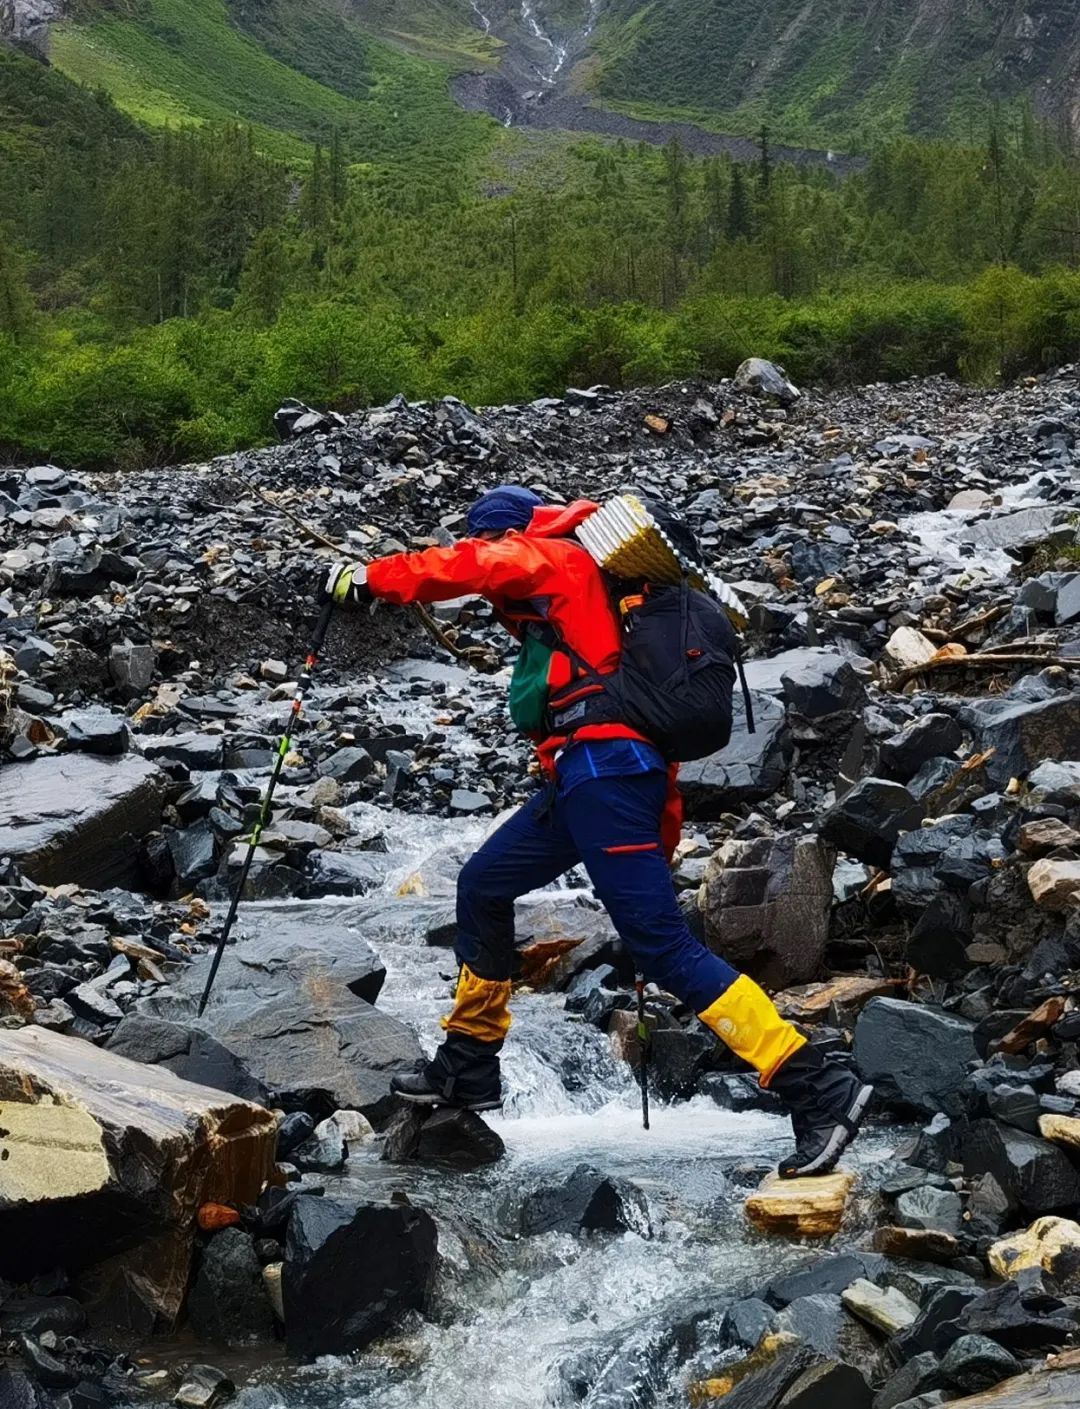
197, 599, 336, 1016
635, 974, 651, 1131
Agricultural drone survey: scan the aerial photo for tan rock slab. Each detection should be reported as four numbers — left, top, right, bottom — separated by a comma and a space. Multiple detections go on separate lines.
989, 1215, 1080, 1279
872, 1224, 962, 1264
841, 1277, 919, 1335
1017, 818, 1080, 855
745, 1169, 855, 1239
1040, 1114, 1080, 1152
0, 1025, 275, 1317
1027, 858, 1080, 912
774, 975, 901, 1025
993, 997, 1067, 1054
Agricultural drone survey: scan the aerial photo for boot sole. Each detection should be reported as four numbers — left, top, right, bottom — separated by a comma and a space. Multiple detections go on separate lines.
778, 1083, 874, 1180
393, 1089, 504, 1113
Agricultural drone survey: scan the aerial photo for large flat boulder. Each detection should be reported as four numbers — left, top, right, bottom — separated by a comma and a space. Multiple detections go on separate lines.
0, 1027, 275, 1320
0, 753, 171, 887
940, 1350, 1080, 1407
163, 901, 388, 1009
142, 902, 423, 1122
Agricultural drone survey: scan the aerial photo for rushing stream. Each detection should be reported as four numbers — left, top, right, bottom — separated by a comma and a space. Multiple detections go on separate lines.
139, 719, 900, 1408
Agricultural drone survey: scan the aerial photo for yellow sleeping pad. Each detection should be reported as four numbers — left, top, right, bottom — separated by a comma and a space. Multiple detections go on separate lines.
575, 494, 749, 632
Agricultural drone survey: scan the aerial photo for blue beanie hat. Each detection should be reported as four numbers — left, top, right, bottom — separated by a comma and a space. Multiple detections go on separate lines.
467, 485, 543, 536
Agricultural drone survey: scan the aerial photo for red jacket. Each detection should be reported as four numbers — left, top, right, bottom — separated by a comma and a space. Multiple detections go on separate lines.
366, 500, 683, 853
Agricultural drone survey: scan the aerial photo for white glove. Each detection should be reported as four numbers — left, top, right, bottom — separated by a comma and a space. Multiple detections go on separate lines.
323, 561, 370, 606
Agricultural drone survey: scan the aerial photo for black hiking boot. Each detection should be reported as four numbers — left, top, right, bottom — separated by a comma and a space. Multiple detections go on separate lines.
769, 1042, 873, 1179
390, 1068, 504, 1112
390, 1031, 504, 1112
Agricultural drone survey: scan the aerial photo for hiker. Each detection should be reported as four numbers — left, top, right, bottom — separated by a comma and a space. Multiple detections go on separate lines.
323, 485, 872, 1178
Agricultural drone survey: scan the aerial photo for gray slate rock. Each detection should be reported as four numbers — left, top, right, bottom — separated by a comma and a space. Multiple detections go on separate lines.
517, 1163, 650, 1238
283, 1195, 437, 1358
0, 753, 170, 887
188, 1228, 276, 1346
680, 690, 792, 816
820, 777, 923, 869
854, 999, 976, 1118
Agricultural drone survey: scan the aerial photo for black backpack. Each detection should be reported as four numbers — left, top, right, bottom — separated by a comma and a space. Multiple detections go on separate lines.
541, 576, 753, 764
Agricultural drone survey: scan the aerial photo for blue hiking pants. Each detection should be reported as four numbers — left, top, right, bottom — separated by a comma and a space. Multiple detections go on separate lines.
455, 769, 740, 1012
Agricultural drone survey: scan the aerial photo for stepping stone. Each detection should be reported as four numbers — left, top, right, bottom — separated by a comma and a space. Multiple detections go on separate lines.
745, 1170, 855, 1239
841, 1277, 919, 1335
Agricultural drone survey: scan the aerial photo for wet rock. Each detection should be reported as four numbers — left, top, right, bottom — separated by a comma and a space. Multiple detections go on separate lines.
777, 1293, 844, 1358
192, 990, 421, 1125
927, 1360, 1080, 1406
680, 690, 792, 816
188, 1228, 276, 1346
63, 709, 130, 757
699, 832, 831, 989
696, 1336, 818, 1407
872, 1226, 961, 1264
776, 1358, 870, 1408
108, 643, 155, 699
517, 1164, 650, 1238
874, 1354, 943, 1409
745, 1171, 855, 1239
166, 901, 387, 1007
318, 746, 374, 783
0, 1026, 275, 1323
649, 1027, 716, 1100
0, 753, 170, 887
854, 999, 976, 1117
302, 850, 390, 897
890, 1284, 981, 1362
106, 1015, 270, 1105
282, 1195, 437, 1358
952, 1280, 1079, 1354
779, 653, 866, 719
895, 1185, 963, 1235
381, 1104, 504, 1169
820, 778, 923, 869
988, 1216, 1080, 1279
723, 1297, 778, 1348
964, 1120, 1080, 1217
764, 1254, 868, 1307
960, 683, 1080, 787
841, 1278, 919, 1335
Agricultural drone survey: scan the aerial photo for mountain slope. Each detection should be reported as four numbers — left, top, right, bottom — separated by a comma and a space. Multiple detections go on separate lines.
22, 0, 494, 171
591, 0, 1080, 146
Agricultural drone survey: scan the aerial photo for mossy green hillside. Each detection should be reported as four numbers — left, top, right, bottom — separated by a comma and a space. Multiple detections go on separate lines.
50, 0, 494, 171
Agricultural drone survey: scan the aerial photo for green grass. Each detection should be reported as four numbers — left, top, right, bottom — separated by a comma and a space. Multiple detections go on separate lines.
50, 0, 496, 172
590, 0, 1045, 150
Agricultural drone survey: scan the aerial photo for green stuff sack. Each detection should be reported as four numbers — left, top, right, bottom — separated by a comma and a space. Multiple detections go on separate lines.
508, 631, 552, 733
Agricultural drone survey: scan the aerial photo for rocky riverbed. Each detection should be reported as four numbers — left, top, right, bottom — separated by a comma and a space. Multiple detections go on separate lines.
3, 365, 1080, 1408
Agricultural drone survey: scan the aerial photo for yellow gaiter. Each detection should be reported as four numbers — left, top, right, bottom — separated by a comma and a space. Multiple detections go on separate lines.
697, 974, 806, 1087
441, 964, 513, 1044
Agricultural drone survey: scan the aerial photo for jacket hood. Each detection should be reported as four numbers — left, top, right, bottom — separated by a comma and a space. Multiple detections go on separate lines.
524, 500, 599, 539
